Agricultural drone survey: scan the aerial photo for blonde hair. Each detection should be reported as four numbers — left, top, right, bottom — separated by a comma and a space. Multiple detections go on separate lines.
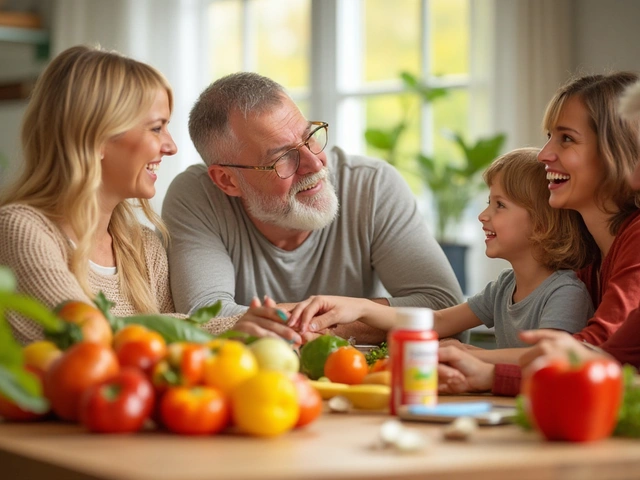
483, 148, 593, 270
542, 72, 640, 235
0, 45, 173, 313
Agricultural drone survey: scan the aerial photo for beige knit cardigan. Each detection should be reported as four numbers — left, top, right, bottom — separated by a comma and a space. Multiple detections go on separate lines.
0, 204, 239, 344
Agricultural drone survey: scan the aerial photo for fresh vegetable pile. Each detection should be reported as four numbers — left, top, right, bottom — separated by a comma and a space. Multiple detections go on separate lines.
0, 267, 321, 437
300, 336, 391, 411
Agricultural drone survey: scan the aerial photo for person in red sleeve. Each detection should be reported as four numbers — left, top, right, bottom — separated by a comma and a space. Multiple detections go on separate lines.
438, 78, 640, 396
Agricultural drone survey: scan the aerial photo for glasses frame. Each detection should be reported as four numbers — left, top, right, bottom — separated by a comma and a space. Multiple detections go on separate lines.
218, 121, 328, 179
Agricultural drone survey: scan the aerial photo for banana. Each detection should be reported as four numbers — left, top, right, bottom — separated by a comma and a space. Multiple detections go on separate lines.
309, 381, 390, 410
309, 380, 349, 400
361, 370, 391, 386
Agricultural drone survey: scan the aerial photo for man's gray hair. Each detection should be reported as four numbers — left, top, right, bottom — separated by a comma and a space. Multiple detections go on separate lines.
188, 72, 287, 166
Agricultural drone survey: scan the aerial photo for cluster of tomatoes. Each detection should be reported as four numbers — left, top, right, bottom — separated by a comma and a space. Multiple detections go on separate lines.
0, 303, 323, 437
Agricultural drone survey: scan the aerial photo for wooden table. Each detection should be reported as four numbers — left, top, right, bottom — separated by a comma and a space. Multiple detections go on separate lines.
1, 396, 638, 480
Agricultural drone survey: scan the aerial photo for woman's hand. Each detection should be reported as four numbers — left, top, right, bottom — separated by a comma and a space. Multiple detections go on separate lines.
287, 295, 369, 334
437, 345, 495, 394
518, 329, 606, 376
233, 296, 302, 345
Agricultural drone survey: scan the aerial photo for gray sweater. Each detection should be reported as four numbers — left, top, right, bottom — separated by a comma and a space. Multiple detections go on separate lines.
162, 147, 463, 320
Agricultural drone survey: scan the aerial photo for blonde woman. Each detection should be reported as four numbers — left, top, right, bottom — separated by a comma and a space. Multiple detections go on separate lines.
0, 45, 299, 345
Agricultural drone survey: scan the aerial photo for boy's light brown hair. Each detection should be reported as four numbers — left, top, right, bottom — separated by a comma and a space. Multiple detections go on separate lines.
483, 148, 591, 270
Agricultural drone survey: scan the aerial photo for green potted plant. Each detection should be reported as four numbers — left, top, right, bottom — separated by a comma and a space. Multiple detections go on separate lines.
417, 130, 506, 244
364, 72, 506, 292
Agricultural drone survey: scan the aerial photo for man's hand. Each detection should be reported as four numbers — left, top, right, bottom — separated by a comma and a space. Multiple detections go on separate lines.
438, 345, 495, 394
233, 296, 302, 344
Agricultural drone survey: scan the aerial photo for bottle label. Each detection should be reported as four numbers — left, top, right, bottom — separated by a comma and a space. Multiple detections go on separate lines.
402, 340, 438, 406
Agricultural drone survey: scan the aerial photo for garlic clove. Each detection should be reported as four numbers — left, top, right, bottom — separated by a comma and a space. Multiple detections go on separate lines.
379, 419, 404, 446
394, 429, 428, 453
328, 395, 352, 413
443, 416, 478, 441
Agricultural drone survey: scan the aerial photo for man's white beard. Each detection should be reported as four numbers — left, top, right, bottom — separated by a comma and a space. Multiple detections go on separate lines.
236, 168, 339, 231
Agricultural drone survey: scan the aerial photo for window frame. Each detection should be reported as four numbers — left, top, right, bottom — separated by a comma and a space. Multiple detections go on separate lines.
206, 0, 484, 157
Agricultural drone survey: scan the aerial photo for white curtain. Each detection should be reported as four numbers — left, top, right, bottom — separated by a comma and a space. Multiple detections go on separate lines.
51, 0, 209, 214
492, 0, 573, 151
466, 0, 574, 294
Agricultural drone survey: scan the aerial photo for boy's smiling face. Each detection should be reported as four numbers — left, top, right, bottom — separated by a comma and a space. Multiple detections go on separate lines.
478, 172, 533, 264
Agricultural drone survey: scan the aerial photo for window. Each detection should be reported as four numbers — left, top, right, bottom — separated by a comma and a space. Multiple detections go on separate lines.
205, 0, 495, 293
206, 0, 483, 159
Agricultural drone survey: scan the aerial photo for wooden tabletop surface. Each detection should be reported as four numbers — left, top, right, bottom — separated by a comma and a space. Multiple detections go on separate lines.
1, 396, 638, 480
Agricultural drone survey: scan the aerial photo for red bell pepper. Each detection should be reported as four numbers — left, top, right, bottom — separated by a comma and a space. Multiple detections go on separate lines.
524, 355, 623, 442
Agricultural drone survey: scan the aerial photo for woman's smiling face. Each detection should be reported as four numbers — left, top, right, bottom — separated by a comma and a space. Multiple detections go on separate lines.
101, 88, 177, 206
538, 95, 605, 215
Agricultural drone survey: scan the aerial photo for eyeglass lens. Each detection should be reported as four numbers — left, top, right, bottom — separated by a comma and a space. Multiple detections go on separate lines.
275, 126, 328, 178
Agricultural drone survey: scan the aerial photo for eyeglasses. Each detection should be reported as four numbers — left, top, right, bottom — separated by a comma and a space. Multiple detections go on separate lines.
219, 121, 328, 179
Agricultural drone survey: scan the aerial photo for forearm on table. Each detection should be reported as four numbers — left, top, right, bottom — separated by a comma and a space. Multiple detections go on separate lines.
333, 321, 387, 345
469, 347, 532, 365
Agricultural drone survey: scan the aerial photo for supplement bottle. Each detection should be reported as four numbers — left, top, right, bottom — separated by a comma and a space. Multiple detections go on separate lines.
389, 307, 438, 415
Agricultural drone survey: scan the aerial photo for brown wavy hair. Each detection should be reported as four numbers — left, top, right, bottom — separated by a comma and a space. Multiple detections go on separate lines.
542, 72, 640, 235
483, 148, 592, 270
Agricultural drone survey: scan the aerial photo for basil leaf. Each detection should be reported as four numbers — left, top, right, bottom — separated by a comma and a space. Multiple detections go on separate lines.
0, 292, 63, 331
187, 302, 222, 325
214, 329, 258, 344
614, 365, 640, 438
0, 365, 49, 413
93, 291, 123, 331
0, 313, 23, 367
44, 322, 84, 350
119, 314, 215, 344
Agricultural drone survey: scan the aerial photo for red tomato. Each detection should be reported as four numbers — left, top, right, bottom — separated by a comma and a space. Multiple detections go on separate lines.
44, 342, 120, 422
292, 373, 322, 428
55, 300, 113, 347
152, 343, 207, 392
113, 326, 167, 375
160, 386, 229, 435
80, 368, 155, 434
524, 358, 623, 442
324, 347, 368, 385
0, 367, 49, 422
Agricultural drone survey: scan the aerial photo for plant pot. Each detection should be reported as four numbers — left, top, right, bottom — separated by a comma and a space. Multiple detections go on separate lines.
439, 243, 468, 295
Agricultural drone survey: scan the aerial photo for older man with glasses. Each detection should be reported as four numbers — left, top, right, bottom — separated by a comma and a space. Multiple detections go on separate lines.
162, 72, 463, 344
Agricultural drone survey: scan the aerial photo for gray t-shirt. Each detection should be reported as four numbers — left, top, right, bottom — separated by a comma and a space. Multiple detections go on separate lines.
162, 146, 463, 319
467, 269, 594, 348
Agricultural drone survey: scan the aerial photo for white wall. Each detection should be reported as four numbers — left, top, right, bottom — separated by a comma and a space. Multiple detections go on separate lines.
572, 0, 640, 74
0, 43, 46, 187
